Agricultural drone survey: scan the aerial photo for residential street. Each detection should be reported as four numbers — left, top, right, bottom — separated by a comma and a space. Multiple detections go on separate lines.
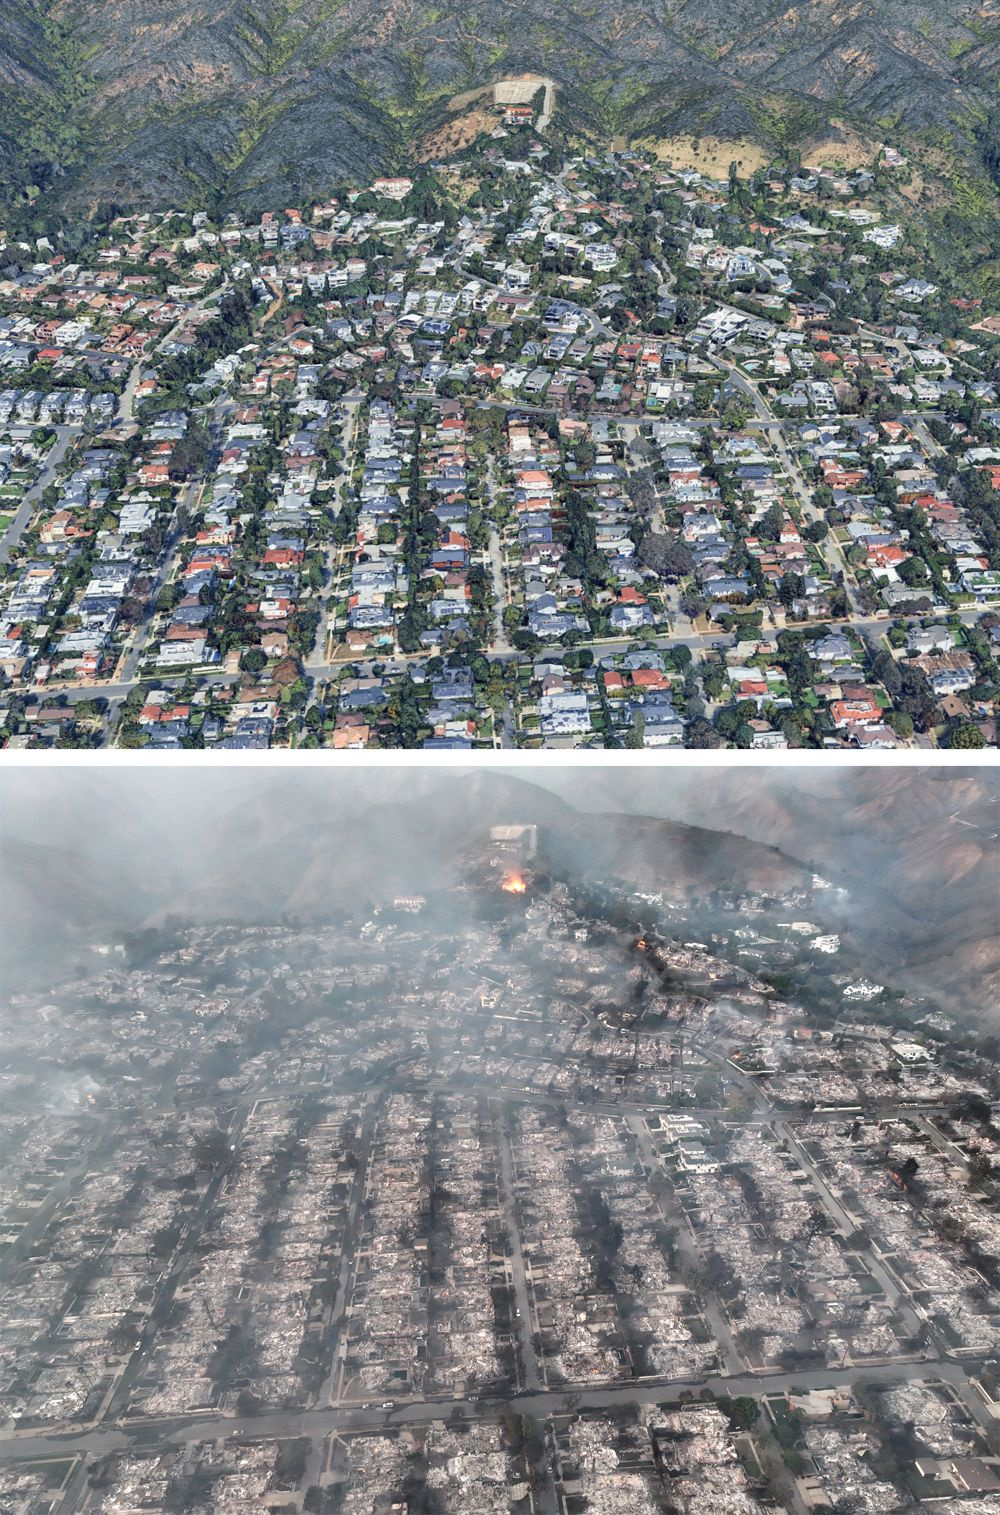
8, 1352, 991, 1466
0, 426, 80, 566
495, 1111, 543, 1391
30, 602, 986, 720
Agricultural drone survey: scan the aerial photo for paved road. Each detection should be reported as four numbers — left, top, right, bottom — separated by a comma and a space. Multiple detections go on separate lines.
147, 1050, 982, 1130
774, 1118, 923, 1340
117, 364, 143, 427
115, 472, 203, 685
299, 1102, 376, 1491
708, 353, 863, 613
912, 1112, 976, 1176
311, 396, 362, 666
909, 416, 946, 463
102, 1104, 252, 1424
0, 426, 80, 566
486, 529, 511, 651
3, 1069, 995, 1484
5, 1354, 988, 1463
318, 1104, 375, 1408
495, 1112, 543, 1391
484, 454, 513, 656
625, 1112, 745, 1376
0, 1122, 113, 1287
35, 602, 984, 719
117, 285, 226, 428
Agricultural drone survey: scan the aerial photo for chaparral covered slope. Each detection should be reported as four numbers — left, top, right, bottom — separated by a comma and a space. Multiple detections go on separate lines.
2, 0, 997, 217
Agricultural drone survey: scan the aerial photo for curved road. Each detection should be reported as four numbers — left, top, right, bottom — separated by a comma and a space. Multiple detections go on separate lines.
0, 426, 80, 566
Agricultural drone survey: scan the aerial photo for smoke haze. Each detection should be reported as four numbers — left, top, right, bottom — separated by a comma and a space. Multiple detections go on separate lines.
2, 766, 997, 1016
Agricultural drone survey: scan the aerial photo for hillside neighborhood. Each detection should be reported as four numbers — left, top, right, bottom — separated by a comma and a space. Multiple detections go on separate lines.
1, 128, 998, 748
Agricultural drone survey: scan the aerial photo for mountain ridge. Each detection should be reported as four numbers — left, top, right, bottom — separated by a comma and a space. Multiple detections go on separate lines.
2, 0, 997, 220
1, 769, 811, 990
535, 769, 1000, 1013
2, 770, 996, 1020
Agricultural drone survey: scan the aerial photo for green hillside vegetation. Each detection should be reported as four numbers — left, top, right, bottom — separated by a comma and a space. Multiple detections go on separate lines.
0, 0, 997, 246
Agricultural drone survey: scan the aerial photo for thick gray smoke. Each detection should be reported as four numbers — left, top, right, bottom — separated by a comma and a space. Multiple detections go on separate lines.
1, 766, 997, 1018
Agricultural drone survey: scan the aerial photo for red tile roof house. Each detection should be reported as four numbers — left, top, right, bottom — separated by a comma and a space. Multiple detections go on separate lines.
333, 722, 370, 748
263, 547, 304, 567
139, 703, 191, 724
830, 696, 882, 727
39, 511, 85, 544
630, 669, 670, 691
867, 545, 909, 569
188, 552, 233, 576
165, 625, 208, 642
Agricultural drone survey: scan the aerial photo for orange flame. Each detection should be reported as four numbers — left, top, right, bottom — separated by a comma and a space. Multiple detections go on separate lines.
501, 873, 527, 894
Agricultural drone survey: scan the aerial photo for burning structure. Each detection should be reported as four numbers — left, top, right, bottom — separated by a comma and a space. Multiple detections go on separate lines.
487, 822, 537, 896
